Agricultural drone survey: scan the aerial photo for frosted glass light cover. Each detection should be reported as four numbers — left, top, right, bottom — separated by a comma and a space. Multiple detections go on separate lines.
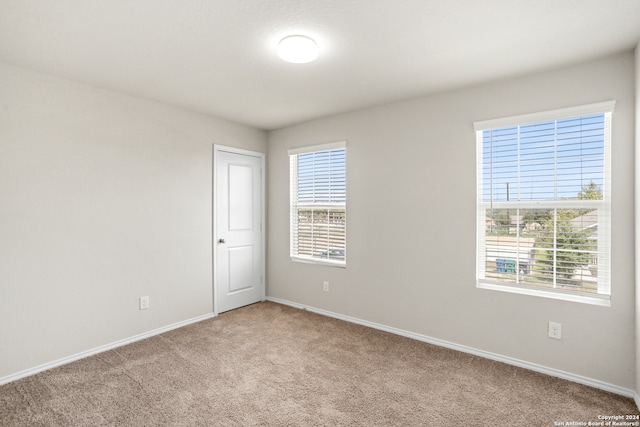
277, 35, 319, 63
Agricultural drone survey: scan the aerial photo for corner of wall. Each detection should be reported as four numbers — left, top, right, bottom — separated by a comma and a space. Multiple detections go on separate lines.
635, 39, 640, 409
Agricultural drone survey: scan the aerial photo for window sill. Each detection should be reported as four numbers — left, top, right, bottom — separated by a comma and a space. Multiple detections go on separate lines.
291, 256, 346, 268
477, 281, 610, 307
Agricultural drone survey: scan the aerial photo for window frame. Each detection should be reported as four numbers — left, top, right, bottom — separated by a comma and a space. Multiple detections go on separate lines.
289, 141, 347, 268
474, 101, 615, 306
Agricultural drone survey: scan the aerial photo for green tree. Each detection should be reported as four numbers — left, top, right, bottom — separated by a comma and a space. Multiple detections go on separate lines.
537, 210, 592, 282
491, 210, 510, 226
488, 209, 511, 234
521, 209, 552, 227
536, 182, 601, 283
578, 181, 603, 200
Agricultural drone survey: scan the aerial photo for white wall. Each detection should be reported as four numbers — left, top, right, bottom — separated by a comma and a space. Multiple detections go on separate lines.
267, 52, 636, 390
0, 62, 266, 379
635, 40, 640, 404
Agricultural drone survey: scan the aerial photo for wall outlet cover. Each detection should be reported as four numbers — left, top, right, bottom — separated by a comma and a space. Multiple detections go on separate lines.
548, 321, 562, 340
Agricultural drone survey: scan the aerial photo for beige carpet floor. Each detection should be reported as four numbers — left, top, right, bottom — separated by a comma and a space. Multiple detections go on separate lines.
1, 301, 637, 426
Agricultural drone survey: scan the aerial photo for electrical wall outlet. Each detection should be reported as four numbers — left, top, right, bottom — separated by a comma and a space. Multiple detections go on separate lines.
139, 296, 149, 310
323, 281, 329, 292
548, 321, 561, 340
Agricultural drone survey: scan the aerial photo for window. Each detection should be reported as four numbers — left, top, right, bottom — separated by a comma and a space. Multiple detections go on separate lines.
475, 102, 614, 305
289, 141, 346, 266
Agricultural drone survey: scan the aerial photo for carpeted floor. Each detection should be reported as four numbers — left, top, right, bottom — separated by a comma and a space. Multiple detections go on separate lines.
1, 301, 637, 426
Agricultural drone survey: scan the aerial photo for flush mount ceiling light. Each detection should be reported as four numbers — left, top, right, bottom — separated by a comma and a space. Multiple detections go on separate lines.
277, 35, 319, 64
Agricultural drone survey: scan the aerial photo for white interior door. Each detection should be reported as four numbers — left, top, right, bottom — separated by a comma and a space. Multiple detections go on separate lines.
214, 146, 264, 313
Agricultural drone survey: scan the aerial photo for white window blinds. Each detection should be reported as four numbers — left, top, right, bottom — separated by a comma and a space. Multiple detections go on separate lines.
475, 102, 614, 304
289, 142, 346, 266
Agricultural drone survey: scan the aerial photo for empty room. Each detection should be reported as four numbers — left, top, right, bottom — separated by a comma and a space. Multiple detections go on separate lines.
1, 0, 640, 425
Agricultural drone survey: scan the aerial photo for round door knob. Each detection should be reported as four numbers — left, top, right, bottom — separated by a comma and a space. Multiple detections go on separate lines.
218, 238, 226, 244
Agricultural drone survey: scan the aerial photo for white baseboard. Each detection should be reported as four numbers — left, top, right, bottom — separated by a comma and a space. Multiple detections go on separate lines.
266, 296, 635, 399
0, 312, 216, 386
635, 392, 640, 411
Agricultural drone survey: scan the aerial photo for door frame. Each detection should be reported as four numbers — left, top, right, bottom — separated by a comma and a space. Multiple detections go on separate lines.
212, 144, 266, 315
